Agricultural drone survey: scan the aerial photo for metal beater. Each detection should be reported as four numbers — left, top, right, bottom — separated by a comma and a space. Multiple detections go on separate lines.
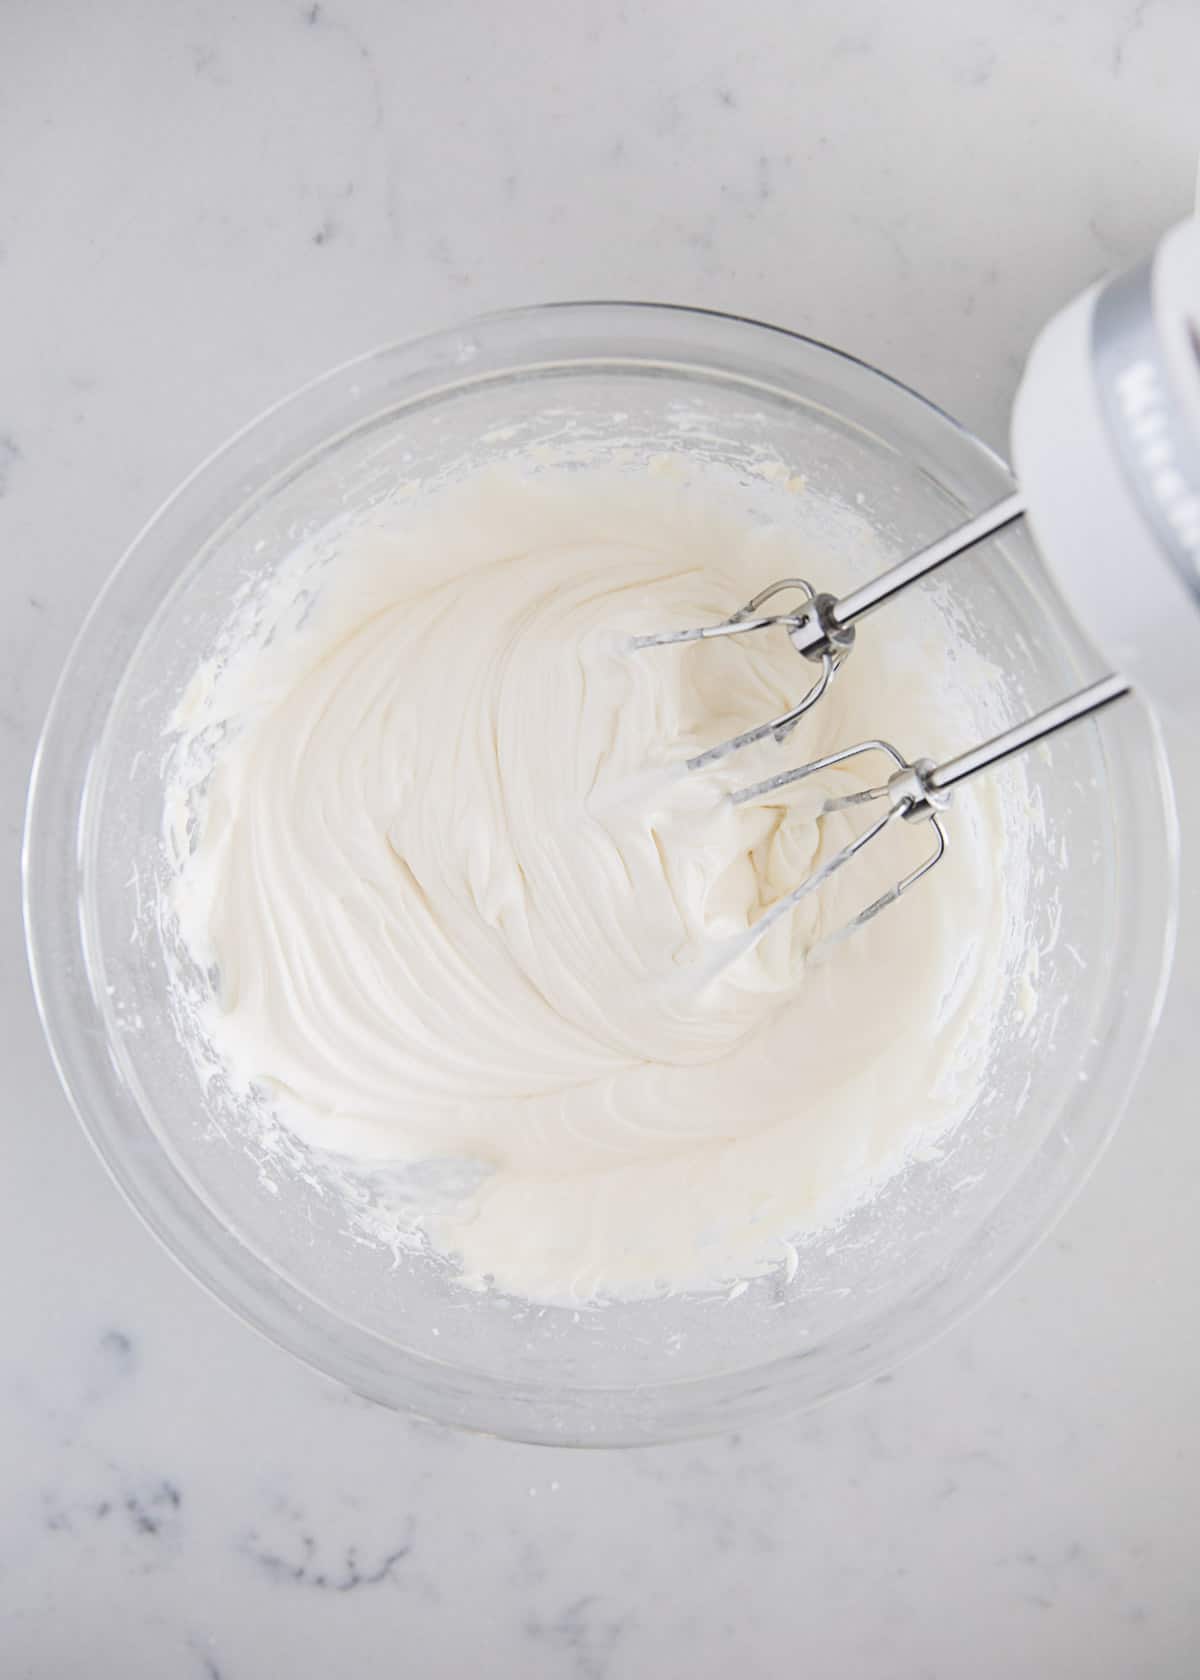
634, 218, 1200, 954
635, 524, 1129, 947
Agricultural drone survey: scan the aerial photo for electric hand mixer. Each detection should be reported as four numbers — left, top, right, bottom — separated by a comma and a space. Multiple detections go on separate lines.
635, 218, 1200, 955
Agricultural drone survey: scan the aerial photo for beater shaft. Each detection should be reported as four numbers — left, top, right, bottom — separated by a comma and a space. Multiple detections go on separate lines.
787, 492, 1026, 661
924, 673, 1130, 800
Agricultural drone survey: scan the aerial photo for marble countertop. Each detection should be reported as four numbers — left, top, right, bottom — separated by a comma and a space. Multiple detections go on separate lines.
4, 1, 1199, 1674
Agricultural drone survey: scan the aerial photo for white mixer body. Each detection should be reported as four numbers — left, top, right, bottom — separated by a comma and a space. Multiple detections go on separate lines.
1012, 217, 1200, 712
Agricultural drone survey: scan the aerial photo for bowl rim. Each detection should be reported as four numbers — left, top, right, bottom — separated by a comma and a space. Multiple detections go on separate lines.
22, 300, 1181, 1445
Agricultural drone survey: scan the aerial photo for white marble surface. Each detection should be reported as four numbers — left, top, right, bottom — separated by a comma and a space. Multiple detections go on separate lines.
4, 1, 1200, 1673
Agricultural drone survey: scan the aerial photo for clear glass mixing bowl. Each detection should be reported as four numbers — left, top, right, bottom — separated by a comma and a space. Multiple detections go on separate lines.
23, 304, 1178, 1446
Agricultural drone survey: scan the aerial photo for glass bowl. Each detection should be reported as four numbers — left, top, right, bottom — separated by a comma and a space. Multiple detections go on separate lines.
23, 304, 1178, 1446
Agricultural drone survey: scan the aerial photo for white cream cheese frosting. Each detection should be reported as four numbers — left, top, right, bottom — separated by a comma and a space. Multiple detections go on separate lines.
169, 464, 1018, 1304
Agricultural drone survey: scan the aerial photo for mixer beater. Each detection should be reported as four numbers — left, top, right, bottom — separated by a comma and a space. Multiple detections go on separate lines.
635, 503, 1130, 947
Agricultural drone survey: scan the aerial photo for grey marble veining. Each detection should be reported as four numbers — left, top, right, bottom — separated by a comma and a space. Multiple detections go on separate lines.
3, 1, 1199, 1674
